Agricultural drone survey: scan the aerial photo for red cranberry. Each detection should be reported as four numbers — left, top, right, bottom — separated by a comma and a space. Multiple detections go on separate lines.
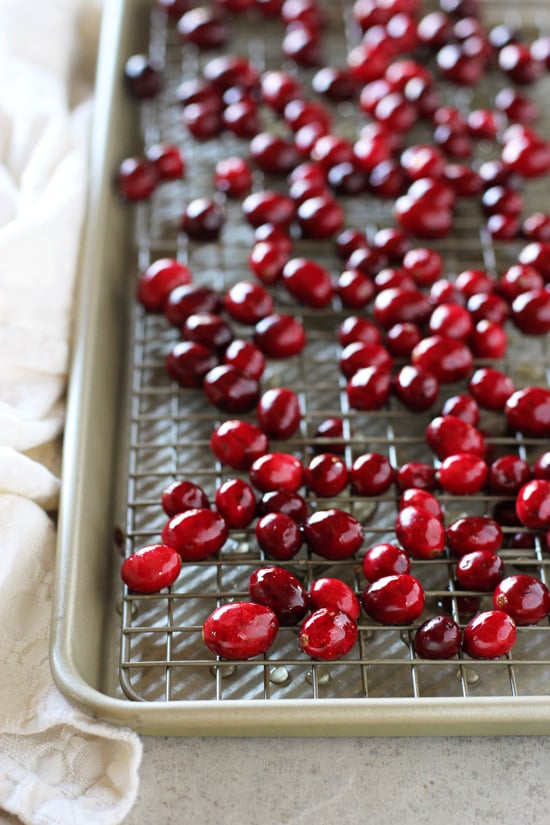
137, 258, 192, 312
463, 610, 516, 659
250, 132, 302, 175
350, 452, 394, 496
121, 544, 181, 594
456, 550, 505, 592
203, 602, 278, 659
482, 185, 524, 218
210, 419, 269, 469
499, 265, 544, 302
362, 574, 425, 624
165, 341, 219, 387
124, 54, 162, 99
309, 578, 361, 621
145, 143, 185, 180
499, 42, 544, 84
284, 98, 332, 133
395, 505, 445, 559
505, 386, 550, 438
203, 54, 258, 91
254, 222, 293, 253
353, 133, 393, 173
393, 364, 439, 412
426, 415, 485, 460
446, 515, 503, 557
523, 212, 550, 242
176, 77, 220, 107
215, 478, 256, 528
466, 108, 501, 140
347, 366, 392, 411
470, 320, 507, 360
362, 543, 410, 582
440, 394, 480, 426
256, 387, 301, 440
400, 143, 446, 181
183, 100, 224, 140
282, 23, 324, 67
414, 616, 462, 659
248, 242, 289, 285
288, 176, 327, 205
494, 575, 550, 625
339, 341, 393, 379
255, 512, 303, 560
402, 246, 443, 287
222, 97, 261, 138
374, 267, 415, 292
399, 488, 443, 520
417, 11, 453, 49
162, 480, 210, 517
312, 65, 358, 100
313, 417, 346, 454
337, 269, 375, 308
346, 245, 387, 276
438, 453, 488, 495
512, 289, 550, 335
260, 70, 304, 111
305, 453, 349, 497
249, 566, 308, 625
429, 278, 464, 307
181, 198, 224, 241
177, 7, 228, 50
444, 162, 483, 197
338, 316, 381, 347
242, 190, 296, 228
534, 452, 550, 480
183, 312, 233, 350
297, 194, 345, 239
368, 159, 407, 197
518, 240, 550, 281
298, 608, 358, 659
502, 128, 550, 180
411, 335, 473, 383
258, 489, 308, 523
224, 280, 274, 325
386, 323, 422, 357
249, 452, 304, 493
281, 0, 326, 28
373, 287, 432, 329
282, 257, 333, 307
214, 156, 253, 197
335, 228, 368, 259
468, 367, 515, 411
488, 455, 531, 495
162, 507, 228, 560
116, 156, 158, 201
254, 313, 306, 358
158, 0, 192, 19
203, 365, 259, 412
312, 134, 355, 170
428, 303, 473, 341
396, 462, 437, 492
466, 292, 509, 325
516, 479, 550, 530
303, 508, 363, 560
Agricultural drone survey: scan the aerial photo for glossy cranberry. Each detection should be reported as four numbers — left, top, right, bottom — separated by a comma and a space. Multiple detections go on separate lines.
222, 96, 261, 137
488, 455, 531, 495
210, 419, 268, 470
353, 133, 393, 174
165, 341, 219, 387
346, 245, 387, 276
395, 505, 445, 559
499, 42, 544, 84
183, 99, 224, 139
385, 323, 421, 358
124, 54, 162, 99
427, 303, 473, 342
350, 453, 394, 496
137, 258, 192, 312
401, 247, 443, 288
470, 320, 507, 360
495, 87, 539, 124
145, 143, 185, 182
440, 394, 479, 427
494, 575, 550, 626
463, 610, 516, 659
362, 573, 425, 625
203, 365, 259, 412
249, 452, 304, 494
297, 194, 345, 239
121, 544, 181, 594
518, 241, 550, 281
254, 222, 293, 253
162, 507, 228, 560
203, 602, 278, 659
282, 22, 324, 67
439, 453, 488, 495
368, 159, 407, 197
373, 287, 432, 329
393, 364, 439, 412
177, 7, 228, 49
347, 38, 396, 85
281, 258, 333, 308
374, 267, 414, 292
426, 415, 485, 461
176, 77, 221, 107
487, 213, 521, 240
339, 342, 393, 379
183, 312, 233, 350
157, 0, 192, 20
298, 608, 358, 660
376, 228, 414, 261
466, 108, 501, 141
411, 335, 473, 383
242, 190, 296, 227
215, 478, 256, 528
337, 316, 381, 347
482, 185, 523, 219
346, 366, 392, 411
523, 212, 550, 242
249, 566, 308, 625
284, 99, 332, 134
516, 479, 550, 530
456, 550, 505, 592
248, 242, 289, 285
250, 132, 301, 175
162, 480, 210, 517
436, 41, 487, 86
116, 156, 158, 201
444, 162, 483, 197
288, 176, 327, 205
399, 488, 443, 520
304, 453, 348, 497
260, 70, 303, 111
260, 487, 307, 520
502, 129, 550, 180
337, 269, 375, 308
446, 515, 503, 558
534, 452, 550, 480
396, 462, 437, 492
166, 288, 220, 329
254, 313, 306, 359
181, 198, 224, 241
255, 512, 303, 560
468, 367, 515, 412
303, 508, 363, 560
312, 65, 358, 101
362, 543, 410, 584
203, 54, 258, 91
307, 578, 360, 621
413, 614, 462, 660
429, 278, 464, 308
417, 10, 453, 48
512, 289, 550, 335
312, 134, 355, 171
505, 386, 550, 438
213, 156, 253, 197
224, 281, 274, 326
281, 0, 326, 27
256, 387, 301, 440
313, 417, 345, 454
466, 292, 509, 325
500, 259, 544, 300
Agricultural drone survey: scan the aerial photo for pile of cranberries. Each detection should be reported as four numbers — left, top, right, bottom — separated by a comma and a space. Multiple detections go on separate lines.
119, 0, 550, 669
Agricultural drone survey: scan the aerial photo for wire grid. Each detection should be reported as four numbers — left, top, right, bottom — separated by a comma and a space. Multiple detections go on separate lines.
119, 0, 550, 706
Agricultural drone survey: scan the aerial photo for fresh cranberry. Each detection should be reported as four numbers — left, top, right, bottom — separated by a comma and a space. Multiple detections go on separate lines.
260, 70, 304, 112
250, 132, 302, 175
177, 77, 220, 107
337, 269, 375, 308
470, 320, 507, 360
505, 386, 550, 438
284, 99, 332, 133
394, 188, 453, 239
499, 42, 544, 84
256, 387, 301, 440
254, 222, 293, 253
242, 190, 296, 228
373, 228, 411, 261
512, 289, 550, 335
165, 341, 219, 387
183, 312, 233, 350
203, 54, 258, 91
181, 198, 225, 240
440, 394, 480, 426
249, 452, 304, 493
488, 455, 531, 495
393, 364, 439, 412
248, 242, 289, 285
249, 566, 308, 625
429, 278, 464, 307
346, 366, 392, 411
203, 602, 279, 659
303, 508, 363, 560
468, 367, 515, 412
499, 265, 544, 302
214, 156, 253, 197
297, 194, 345, 239
304, 453, 348, 497
385, 323, 421, 357
427, 303, 473, 341
456, 550, 505, 591
362, 543, 410, 582
254, 313, 306, 358
210, 419, 269, 469
534, 452, 550, 480
417, 10, 453, 49
124, 54, 162, 98
281, 0, 326, 28
224, 280, 274, 325
313, 417, 345, 455
337, 316, 382, 347
362, 573, 425, 624
215, 478, 256, 528
309, 577, 360, 621
395, 505, 445, 559
400, 143, 446, 181
258, 489, 308, 523
374, 267, 415, 293
222, 97, 261, 138
116, 156, 158, 201
466, 107, 501, 140
482, 185, 524, 219
183, 100, 224, 139
373, 287, 432, 329
298, 608, 358, 659
255, 512, 303, 559
346, 245, 387, 276
335, 228, 368, 259
518, 241, 550, 281
439, 452, 488, 495
312, 65, 358, 100
463, 610, 516, 659
502, 128, 550, 180
350, 452, 394, 496
282, 23, 324, 67
282, 257, 333, 307
466, 292, 509, 325
411, 335, 473, 383
399, 488, 443, 520
121, 544, 181, 593
288, 176, 327, 205
523, 212, 550, 242
455, 268, 496, 297
203, 365, 259, 412
396, 462, 437, 491
145, 143, 185, 181
516, 479, 550, 529
414, 616, 461, 659
444, 162, 483, 197
177, 7, 228, 49
494, 574, 550, 625
162, 480, 210, 517
402, 246, 443, 287
446, 515, 503, 557
339, 341, 393, 379
137, 258, 192, 312
161, 507, 228, 560
312, 134, 355, 170
426, 415, 485, 460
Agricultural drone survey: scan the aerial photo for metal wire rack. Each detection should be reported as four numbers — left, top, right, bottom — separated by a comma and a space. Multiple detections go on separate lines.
117, 0, 550, 709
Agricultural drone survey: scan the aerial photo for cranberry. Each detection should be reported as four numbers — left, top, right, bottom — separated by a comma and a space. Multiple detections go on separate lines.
456, 550, 505, 591
312, 134, 355, 171
395, 505, 445, 559
281, 0, 326, 29
414, 616, 462, 659
203, 602, 279, 659
183, 312, 233, 350
499, 42, 544, 84
121, 544, 181, 594
426, 415, 485, 461
337, 316, 381, 347
402, 246, 443, 287
505, 386, 550, 438
386, 323, 422, 357
516, 479, 550, 530
181, 198, 224, 241
162, 480, 210, 517
158, 0, 192, 20
373, 287, 432, 329
224, 280, 274, 325
439, 453, 488, 495
116, 156, 158, 201
284, 99, 332, 133
455, 269, 496, 298
210, 419, 269, 469
250, 132, 302, 175
309, 577, 361, 621
215, 478, 256, 528
177, 7, 228, 50
260, 70, 304, 112
183, 100, 224, 139
248, 242, 289, 285
254, 313, 306, 358
124, 54, 163, 99
373, 227, 411, 261
362, 574, 425, 625
165, 341, 218, 387
339, 341, 393, 379
428, 303, 473, 341
305, 453, 348, 497
249, 566, 309, 625
499, 265, 544, 302
400, 143, 446, 181
502, 128, 550, 180
495, 87, 539, 124
282, 257, 333, 308
350, 452, 394, 496
470, 320, 507, 360
362, 543, 410, 582
303, 508, 363, 560
145, 143, 185, 181
337, 269, 375, 308
488, 455, 531, 495
512, 289, 550, 335
466, 293, 509, 325
444, 162, 483, 197
523, 212, 550, 242
282, 23, 324, 67
482, 185, 524, 218
411, 335, 473, 383
346, 245, 387, 276
203, 365, 259, 412
214, 156, 253, 197
258, 489, 308, 523
354, 133, 393, 174
393, 364, 439, 412
534, 452, 550, 480
249, 452, 304, 493
440, 396, 478, 428
254, 223, 293, 253
429, 278, 463, 307
313, 417, 345, 454
242, 190, 296, 228
494, 575, 550, 625
446, 515, 503, 557
222, 97, 261, 137
203, 54, 258, 91
347, 366, 392, 411
374, 267, 415, 292
161, 507, 228, 560
256, 387, 301, 440
177, 77, 220, 107
417, 11, 453, 49
396, 462, 437, 492
255, 512, 303, 560
518, 241, 550, 281
297, 194, 345, 239
311, 66, 358, 101
298, 608, 358, 660
468, 368, 515, 412
288, 176, 327, 205
137, 258, 192, 312
466, 108, 501, 140
463, 610, 516, 659
399, 488, 443, 520
394, 189, 453, 239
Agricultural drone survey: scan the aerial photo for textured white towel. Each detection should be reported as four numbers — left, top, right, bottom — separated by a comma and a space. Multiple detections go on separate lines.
0, 1, 143, 823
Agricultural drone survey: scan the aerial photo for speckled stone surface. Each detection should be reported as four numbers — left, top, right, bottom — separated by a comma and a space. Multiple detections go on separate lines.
123, 736, 550, 824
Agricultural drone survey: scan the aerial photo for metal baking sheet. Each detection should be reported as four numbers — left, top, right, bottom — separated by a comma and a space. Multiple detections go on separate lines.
51, 0, 550, 735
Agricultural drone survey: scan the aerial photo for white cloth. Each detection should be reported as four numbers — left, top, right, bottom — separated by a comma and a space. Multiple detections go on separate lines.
0, 1, 143, 823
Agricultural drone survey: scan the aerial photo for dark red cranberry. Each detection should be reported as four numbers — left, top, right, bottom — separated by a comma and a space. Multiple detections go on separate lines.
499, 264, 545, 302
176, 77, 220, 107
254, 313, 306, 358
282, 257, 333, 308
428, 303, 473, 341
181, 198, 224, 240
505, 386, 550, 438
203, 54, 258, 92
177, 7, 228, 50
444, 163, 483, 197
165, 340, 219, 387
495, 86, 539, 124
183, 100, 224, 139
516, 479, 550, 530
488, 455, 531, 495
482, 185, 524, 218
436, 41, 487, 86
395, 505, 445, 559
183, 312, 233, 350
284, 98, 332, 133
399, 488, 443, 521
518, 241, 550, 281
121, 544, 181, 594
373, 226, 411, 261
203, 365, 259, 412
362, 574, 425, 624
254, 222, 293, 253
164, 284, 221, 327
304, 453, 349, 497
297, 194, 345, 238
402, 247, 443, 287
469, 367, 515, 412
337, 316, 381, 347
210, 419, 268, 470
426, 415, 485, 461
417, 10, 453, 48
396, 462, 437, 492
255, 512, 303, 560
309, 577, 360, 621
202, 602, 279, 659
339, 341, 393, 379
250, 132, 302, 175
214, 156, 253, 197
256, 387, 301, 440
162, 480, 210, 517
116, 156, 158, 201
157, 0, 192, 21
499, 43, 544, 84
259, 489, 308, 523
368, 159, 407, 197
414, 616, 461, 659
312, 65, 358, 100
502, 128, 550, 180
346, 366, 392, 411
362, 543, 410, 583
350, 452, 394, 495
353, 133, 393, 174
393, 365, 439, 412
446, 515, 503, 558
373, 287, 432, 329
534, 452, 550, 480
456, 550, 505, 592
249, 566, 308, 625
222, 97, 261, 138
260, 70, 303, 111
346, 245, 387, 276
313, 417, 345, 454
486, 212, 520, 240
303, 508, 363, 560
145, 143, 185, 180
494, 575, 550, 625
248, 242, 289, 285
249, 452, 304, 493
455, 268, 496, 297
335, 228, 368, 259
242, 190, 296, 227
337, 269, 375, 309
440, 394, 479, 426
385, 323, 422, 357
162, 507, 228, 560
214, 478, 256, 529
312, 134, 355, 170
411, 335, 473, 383
438, 453, 488, 495
288, 176, 327, 205
466, 292, 509, 325
523, 212, 550, 242
470, 320, 507, 360
512, 289, 550, 335
429, 278, 464, 307
463, 610, 516, 659
282, 22, 324, 67
298, 608, 358, 660
137, 258, 192, 312
124, 54, 162, 99
224, 280, 274, 325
